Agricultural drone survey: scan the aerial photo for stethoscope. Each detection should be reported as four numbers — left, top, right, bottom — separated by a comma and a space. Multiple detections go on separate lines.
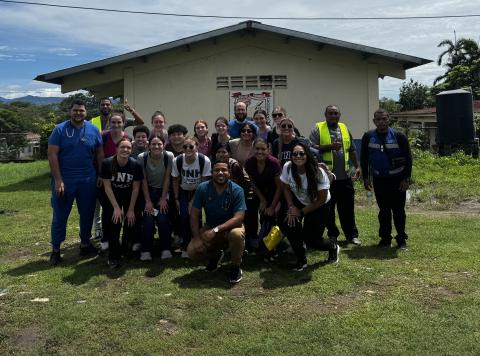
65, 121, 87, 143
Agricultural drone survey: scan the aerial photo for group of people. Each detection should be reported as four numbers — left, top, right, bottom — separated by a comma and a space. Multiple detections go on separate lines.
47, 98, 412, 284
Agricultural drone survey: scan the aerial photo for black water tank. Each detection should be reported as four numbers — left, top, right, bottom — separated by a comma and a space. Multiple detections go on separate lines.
436, 89, 475, 145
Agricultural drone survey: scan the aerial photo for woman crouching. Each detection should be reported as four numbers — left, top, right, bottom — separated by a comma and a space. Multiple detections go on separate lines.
100, 138, 143, 268
280, 142, 340, 271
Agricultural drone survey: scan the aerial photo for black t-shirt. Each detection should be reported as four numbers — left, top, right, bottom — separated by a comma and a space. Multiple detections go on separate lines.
272, 139, 299, 167
100, 156, 144, 200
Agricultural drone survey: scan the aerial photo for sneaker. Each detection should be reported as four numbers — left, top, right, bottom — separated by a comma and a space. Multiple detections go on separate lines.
205, 250, 224, 272
79, 243, 98, 257
132, 243, 141, 252
49, 250, 62, 266
140, 251, 152, 261
108, 259, 121, 269
229, 265, 243, 283
161, 250, 173, 259
348, 237, 362, 246
100, 241, 109, 251
292, 259, 308, 271
377, 239, 392, 248
327, 244, 340, 264
396, 238, 408, 250
180, 250, 189, 259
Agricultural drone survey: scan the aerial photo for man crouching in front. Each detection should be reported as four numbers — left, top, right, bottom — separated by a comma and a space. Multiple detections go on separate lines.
188, 161, 246, 283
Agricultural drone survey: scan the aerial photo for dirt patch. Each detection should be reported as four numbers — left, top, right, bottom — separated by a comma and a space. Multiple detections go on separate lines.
0, 209, 19, 216
9, 326, 45, 353
414, 283, 465, 309
157, 319, 178, 336
443, 271, 474, 280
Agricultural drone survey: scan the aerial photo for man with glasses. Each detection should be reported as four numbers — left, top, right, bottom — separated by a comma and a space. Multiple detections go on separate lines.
361, 109, 412, 249
309, 105, 362, 246
188, 161, 247, 283
228, 101, 257, 138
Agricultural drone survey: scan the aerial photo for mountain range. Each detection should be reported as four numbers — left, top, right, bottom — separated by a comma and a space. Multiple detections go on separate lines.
0, 95, 65, 105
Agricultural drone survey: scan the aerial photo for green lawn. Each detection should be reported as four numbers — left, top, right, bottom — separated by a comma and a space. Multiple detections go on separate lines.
1, 160, 479, 355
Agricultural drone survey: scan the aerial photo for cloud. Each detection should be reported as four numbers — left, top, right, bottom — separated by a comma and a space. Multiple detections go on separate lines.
47, 47, 78, 56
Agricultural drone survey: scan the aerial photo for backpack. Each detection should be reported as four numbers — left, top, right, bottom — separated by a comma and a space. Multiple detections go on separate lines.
143, 151, 170, 172
176, 153, 206, 177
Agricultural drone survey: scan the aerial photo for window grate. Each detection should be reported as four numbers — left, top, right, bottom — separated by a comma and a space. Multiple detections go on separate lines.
216, 75, 287, 89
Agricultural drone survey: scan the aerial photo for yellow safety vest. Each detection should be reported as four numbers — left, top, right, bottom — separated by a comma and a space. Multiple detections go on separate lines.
317, 121, 350, 171
91, 116, 102, 132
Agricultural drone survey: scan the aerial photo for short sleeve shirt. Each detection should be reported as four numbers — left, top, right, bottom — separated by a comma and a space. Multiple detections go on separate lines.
100, 156, 143, 199
280, 161, 331, 205
228, 118, 258, 139
137, 151, 174, 188
244, 155, 281, 202
171, 153, 212, 191
48, 120, 102, 180
192, 180, 247, 228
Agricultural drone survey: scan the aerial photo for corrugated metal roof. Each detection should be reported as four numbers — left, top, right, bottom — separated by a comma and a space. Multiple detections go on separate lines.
35, 20, 432, 84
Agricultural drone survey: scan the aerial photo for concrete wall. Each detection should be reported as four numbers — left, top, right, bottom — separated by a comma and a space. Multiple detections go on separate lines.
62, 31, 406, 139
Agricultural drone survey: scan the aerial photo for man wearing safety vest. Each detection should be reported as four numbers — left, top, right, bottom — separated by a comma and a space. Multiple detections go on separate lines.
309, 105, 362, 246
90, 97, 144, 133
360, 109, 412, 249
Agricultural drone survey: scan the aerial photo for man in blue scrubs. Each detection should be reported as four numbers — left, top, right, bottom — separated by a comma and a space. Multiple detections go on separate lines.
47, 99, 104, 265
188, 161, 246, 283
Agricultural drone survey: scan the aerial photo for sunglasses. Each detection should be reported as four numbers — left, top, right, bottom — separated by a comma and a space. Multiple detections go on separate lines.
272, 113, 283, 118
292, 151, 306, 157
281, 124, 293, 129
241, 129, 253, 133
183, 144, 195, 150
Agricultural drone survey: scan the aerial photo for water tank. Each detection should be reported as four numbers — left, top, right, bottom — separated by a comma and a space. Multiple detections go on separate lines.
436, 89, 475, 145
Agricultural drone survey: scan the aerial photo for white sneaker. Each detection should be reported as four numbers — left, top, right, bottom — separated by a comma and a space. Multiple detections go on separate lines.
161, 250, 173, 259
181, 250, 189, 259
100, 241, 109, 251
140, 252, 152, 261
132, 243, 141, 252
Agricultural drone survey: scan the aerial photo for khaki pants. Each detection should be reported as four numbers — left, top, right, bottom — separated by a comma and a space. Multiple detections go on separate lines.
187, 226, 245, 265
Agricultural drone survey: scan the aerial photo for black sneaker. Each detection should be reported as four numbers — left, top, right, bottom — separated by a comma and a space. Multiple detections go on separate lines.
49, 250, 62, 266
79, 243, 98, 257
396, 238, 407, 250
327, 244, 340, 264
292, 259, 308, 271
205, 250, 224, 272
229, 265, 243, 283
377, 239, 392, 248
108, 259, 121, 269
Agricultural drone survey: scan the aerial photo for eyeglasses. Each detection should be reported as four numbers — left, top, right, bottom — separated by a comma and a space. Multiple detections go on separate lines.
241, 129, 253, 133
280, 124, 293, 129
183, 144, 195, 150
292, 151, 306, 157
272, 113, 283, 118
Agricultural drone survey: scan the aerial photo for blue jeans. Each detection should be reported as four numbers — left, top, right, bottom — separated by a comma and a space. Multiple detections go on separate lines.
142, 187, 172, 252
50, 176, 97, 250
178, 188, 200, 250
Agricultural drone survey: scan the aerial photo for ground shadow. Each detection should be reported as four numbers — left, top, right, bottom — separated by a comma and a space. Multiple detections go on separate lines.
171, 268, 237, 290
343, 244, 399, 260
0, 172, 51, 192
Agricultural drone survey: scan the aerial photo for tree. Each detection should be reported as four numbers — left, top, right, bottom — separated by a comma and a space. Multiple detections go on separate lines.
434, 37, 480, 98
398, 79, 431, 111
56, 92, 99, 119
379, 97, 402, 113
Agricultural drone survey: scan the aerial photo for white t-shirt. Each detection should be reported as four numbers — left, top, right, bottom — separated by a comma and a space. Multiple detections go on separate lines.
280, 161, 331, 206
171, 153, 212, 191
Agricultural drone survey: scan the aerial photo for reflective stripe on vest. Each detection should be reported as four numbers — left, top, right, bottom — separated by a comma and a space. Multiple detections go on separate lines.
91, 116, 102, 132
368, 128, 405, 177
316, 121, 350, 171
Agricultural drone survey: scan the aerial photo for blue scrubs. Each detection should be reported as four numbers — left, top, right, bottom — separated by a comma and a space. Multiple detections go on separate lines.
48, 120, 102, 249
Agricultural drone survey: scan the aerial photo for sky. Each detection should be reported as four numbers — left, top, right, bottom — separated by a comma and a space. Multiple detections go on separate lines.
0, 0, 479, 100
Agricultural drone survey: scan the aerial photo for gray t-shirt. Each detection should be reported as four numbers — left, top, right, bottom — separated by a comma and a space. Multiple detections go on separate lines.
137, 151, 174, 188
309, 123, 355, 180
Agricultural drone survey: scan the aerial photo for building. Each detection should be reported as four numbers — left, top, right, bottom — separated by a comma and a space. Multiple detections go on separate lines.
391, 100, 480, 148
35, 21, 431, 140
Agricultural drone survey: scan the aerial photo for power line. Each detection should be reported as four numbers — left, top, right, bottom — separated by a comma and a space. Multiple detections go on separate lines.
1, 0, 480, 20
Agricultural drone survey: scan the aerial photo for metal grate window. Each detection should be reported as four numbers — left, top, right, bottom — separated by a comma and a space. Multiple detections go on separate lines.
216, 75, 287, 89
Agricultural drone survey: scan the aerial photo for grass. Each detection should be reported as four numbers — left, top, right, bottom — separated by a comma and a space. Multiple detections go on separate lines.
1, 160, 480, 355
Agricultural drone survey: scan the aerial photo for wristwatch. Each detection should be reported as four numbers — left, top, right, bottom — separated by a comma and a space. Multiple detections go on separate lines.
213, 226, 220, 234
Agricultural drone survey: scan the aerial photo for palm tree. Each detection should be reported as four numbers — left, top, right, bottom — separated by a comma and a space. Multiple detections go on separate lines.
435, 38, 480, 85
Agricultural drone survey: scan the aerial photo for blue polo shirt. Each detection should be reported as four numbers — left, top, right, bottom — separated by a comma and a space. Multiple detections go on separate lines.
192, 180, 246, 228
48, 120, 102, 180
228, 118, 258, 139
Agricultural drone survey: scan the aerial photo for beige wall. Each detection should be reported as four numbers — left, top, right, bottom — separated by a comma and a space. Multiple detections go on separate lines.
62, 31, 406, 139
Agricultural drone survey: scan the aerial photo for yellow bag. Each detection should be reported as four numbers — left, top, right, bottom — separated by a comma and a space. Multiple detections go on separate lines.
263, 225, 283, 251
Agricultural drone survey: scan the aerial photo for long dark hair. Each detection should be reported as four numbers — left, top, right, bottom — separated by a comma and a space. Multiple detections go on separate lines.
290, 142, 319, 202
